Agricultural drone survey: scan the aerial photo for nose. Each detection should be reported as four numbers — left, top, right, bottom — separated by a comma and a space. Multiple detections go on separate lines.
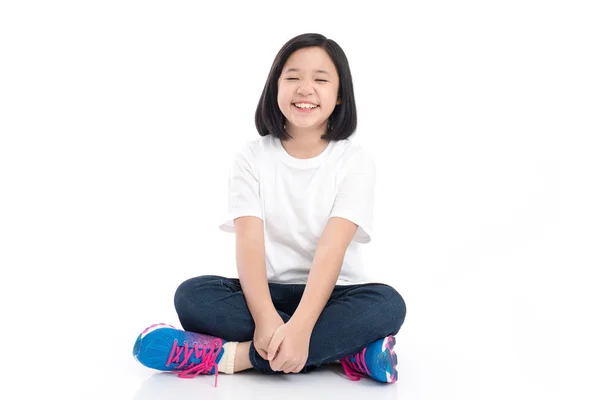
296, 79, 315, 96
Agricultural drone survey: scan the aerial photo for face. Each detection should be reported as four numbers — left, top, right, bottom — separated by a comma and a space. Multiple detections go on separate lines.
277, 47, 341, 136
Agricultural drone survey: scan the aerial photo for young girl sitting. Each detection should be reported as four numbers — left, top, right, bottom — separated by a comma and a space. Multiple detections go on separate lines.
132, 33, 407, 387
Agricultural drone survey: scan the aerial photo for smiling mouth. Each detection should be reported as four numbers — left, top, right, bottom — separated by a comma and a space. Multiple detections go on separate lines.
293, 103, 319, 109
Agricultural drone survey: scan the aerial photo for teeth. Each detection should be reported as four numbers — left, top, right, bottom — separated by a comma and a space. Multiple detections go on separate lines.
294, 103, 318, 109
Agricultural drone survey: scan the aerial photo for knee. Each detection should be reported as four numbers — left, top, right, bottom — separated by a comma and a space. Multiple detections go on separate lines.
174, 275, 224, 315
376, 284, 407, 334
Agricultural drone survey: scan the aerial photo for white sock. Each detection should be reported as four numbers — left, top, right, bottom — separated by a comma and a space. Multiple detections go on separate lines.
217, 341, 238, 374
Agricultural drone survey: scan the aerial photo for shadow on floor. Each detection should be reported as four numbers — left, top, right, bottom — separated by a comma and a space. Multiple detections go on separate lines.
132, 364, 399, 400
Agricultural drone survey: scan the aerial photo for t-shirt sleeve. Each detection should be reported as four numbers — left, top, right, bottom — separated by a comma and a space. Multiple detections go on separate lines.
218, 145, 263, 233
329, 150, 376, 244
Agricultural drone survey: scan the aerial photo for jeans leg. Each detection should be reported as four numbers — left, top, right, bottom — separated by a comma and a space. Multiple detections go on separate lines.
249, 282, 407, 374
174, 274, 299, 375
174, 275, 292, 342
308, 283, 406, 366
174, 276, 406, 375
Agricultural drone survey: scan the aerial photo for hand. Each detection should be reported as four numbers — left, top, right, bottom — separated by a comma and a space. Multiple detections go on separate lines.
253, 311, 285, 361
267, 319, 312, 373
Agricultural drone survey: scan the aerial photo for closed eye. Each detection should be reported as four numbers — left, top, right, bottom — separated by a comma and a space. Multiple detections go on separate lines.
285, 78, 328, 82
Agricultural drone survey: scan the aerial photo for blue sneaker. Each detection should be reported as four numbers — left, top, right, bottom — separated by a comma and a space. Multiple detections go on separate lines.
340, 335, 398, 383
132, 323, 227, 387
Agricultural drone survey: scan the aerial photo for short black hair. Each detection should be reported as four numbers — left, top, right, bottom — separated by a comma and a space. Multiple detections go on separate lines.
255, 33, 358, 141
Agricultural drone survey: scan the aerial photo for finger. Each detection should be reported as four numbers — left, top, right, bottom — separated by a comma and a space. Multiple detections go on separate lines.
270, 357, 280, 371
267, 333, 283, 361
293, 364, 304, 373
270, 351, 285, 371
283, 362, 295, 374
256, 348, 268, 360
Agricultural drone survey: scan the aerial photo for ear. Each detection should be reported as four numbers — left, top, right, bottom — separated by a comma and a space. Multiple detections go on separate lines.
336, 98, 342, 105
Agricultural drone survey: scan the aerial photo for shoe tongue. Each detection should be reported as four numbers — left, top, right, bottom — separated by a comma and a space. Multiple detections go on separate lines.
185, 343, 224, 367
187, 347, 208, 364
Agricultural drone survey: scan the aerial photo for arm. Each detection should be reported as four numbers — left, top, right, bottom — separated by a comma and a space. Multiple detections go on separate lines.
289, 217, 358, 330
234, 215, 278, 323
266, 217, 357, 371
288, 150, 376, 330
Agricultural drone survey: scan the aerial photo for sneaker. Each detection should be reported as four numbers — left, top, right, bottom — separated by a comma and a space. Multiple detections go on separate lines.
132, 323, 226, 387
340, 335, 398, 383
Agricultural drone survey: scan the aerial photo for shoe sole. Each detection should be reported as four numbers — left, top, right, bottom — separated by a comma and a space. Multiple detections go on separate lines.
383, 335, 398, 383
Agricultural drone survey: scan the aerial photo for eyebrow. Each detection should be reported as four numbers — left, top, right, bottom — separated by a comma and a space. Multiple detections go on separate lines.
283, 68, 330, 75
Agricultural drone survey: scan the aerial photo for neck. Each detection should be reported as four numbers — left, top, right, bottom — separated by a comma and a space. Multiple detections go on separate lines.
282, 123, 329, 159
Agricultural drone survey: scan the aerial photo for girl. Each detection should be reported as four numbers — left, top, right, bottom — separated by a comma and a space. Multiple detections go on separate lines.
132, 33, 407, 387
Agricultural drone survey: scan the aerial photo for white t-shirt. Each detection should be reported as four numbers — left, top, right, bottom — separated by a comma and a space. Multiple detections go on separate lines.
219, 134, 376, 285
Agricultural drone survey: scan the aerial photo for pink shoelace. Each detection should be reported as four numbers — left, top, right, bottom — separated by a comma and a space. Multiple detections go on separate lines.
340, 348, 371, 381
166, 337, 224, 387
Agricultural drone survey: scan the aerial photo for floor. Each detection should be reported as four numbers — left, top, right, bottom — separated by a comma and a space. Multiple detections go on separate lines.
24, 311, 571, 400
7, 243, 590, 400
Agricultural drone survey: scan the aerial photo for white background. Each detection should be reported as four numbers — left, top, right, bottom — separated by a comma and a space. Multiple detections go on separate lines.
1, 1, 599, 399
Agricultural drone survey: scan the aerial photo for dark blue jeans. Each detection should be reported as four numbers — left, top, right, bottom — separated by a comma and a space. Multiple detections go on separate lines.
174, 275, 407, 374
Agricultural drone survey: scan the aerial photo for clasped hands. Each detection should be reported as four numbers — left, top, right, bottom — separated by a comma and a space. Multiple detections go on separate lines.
253, 312, 312, 373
